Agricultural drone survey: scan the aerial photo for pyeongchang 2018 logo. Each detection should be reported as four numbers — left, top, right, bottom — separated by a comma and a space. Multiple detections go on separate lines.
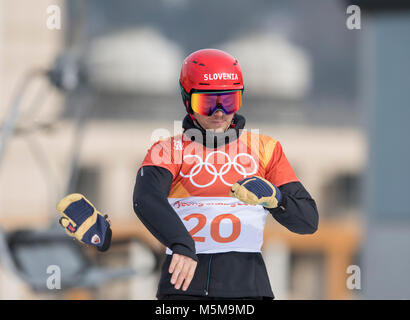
203, 73, 239, 81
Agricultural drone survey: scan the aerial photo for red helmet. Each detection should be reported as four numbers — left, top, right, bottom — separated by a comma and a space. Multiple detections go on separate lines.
179, 49, 244, 113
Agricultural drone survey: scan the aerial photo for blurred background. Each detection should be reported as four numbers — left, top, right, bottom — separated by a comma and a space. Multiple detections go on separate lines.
0, 0, 409, 299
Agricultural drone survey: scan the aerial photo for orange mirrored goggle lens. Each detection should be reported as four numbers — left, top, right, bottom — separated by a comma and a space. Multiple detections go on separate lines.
191, 90, 242, 116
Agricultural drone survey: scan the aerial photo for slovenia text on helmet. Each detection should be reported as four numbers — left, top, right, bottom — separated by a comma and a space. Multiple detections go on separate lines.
179, 49, 244, 114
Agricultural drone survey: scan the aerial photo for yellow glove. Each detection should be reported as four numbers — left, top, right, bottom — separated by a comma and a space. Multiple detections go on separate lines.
229, 176, 282, 208
56, 193, 112, 251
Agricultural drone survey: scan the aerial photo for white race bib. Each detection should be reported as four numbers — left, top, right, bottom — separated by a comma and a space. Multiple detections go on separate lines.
166, 197, 268, 254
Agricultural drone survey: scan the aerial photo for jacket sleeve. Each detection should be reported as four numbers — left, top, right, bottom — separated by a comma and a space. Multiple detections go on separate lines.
133, 165, 198, 261
268, 181, 319, 234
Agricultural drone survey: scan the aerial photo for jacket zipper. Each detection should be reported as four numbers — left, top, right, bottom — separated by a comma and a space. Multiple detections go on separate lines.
204, 254, 213, 296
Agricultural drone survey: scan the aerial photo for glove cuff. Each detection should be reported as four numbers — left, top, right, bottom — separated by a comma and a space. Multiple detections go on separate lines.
97, 227, 112, 252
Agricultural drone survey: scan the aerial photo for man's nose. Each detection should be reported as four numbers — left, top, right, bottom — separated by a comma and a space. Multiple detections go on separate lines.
212, 109, 224, 117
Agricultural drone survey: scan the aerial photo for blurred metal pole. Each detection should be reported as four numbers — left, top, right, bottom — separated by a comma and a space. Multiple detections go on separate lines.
64, 87, 92, 196
361, 9, 410, 299
0, 72, 41, 170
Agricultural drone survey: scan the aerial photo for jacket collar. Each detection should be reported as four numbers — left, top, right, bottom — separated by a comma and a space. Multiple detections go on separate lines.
182, 113, 246, 148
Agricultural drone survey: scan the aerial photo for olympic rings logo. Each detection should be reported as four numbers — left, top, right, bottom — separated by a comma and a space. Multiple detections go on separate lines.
180, 151, 258, 188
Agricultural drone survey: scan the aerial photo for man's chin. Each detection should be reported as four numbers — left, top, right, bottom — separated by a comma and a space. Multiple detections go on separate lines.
207, 126, 227, 133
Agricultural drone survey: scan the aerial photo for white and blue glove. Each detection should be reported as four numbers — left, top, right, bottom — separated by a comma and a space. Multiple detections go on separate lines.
230, 176, 282, 209
56, 193, 112, 252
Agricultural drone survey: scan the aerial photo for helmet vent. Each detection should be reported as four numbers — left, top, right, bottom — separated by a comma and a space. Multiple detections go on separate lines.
198, 63, 205, 66
198, 83, 210, 86
192, 60, 198, 64
233, 82, 241, 85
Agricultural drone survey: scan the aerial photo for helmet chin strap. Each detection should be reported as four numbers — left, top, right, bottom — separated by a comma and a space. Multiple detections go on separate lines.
189, 114, 206, 131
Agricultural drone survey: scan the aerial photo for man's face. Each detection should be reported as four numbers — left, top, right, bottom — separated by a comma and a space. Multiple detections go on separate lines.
193, 110, 235, 133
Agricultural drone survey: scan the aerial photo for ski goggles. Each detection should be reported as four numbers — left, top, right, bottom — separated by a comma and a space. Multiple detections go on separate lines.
190, 90, 242, 116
